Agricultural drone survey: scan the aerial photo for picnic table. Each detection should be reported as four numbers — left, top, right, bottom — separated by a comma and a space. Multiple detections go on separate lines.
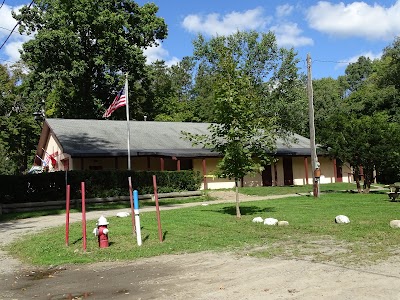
388, 183, 400, 201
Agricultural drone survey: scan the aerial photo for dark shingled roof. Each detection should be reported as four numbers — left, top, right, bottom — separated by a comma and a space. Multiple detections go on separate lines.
45, 118, 313, 157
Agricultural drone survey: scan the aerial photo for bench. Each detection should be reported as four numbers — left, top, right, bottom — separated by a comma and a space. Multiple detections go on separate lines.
388, 184, 400, 201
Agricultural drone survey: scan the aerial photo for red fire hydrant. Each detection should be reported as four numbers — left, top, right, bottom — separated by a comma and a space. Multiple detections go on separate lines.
93, 216, 109, 248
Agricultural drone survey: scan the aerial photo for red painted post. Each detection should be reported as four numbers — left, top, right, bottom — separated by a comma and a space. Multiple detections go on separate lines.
128, 176, 136, 236
160, 157, 165, 171
81, 182, 87, 251
152, 175, 163, 242
65, 185, 70, 246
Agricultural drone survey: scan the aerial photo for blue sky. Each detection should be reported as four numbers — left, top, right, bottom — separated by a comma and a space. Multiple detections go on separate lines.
1, 0, 399, 78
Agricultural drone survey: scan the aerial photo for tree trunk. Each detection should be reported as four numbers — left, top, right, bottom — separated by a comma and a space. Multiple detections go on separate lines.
235, 179, 241, 219
354, 167, 362, 193
363, 168, 373, 194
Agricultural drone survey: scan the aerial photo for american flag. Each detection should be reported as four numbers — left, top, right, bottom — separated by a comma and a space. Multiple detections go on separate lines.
36, 155, 47, 167
42, 149, 57, 166
103, 88, 127, 118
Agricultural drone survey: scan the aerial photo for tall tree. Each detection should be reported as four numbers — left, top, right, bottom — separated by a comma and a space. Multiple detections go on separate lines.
345, 56, 373, 92
186, 31, 306, 218
313, 36, 400, 188
323, 111, 400, 191
146, 58, 195, 121
191, 62, 217, 122
0, 64, 15, 175
0, 63, 40, 174
313, 77, 346, 143
14, 0, 167, 119
268, 48, 308, 136
375, 39, 400, 122
381, 37, 400, 90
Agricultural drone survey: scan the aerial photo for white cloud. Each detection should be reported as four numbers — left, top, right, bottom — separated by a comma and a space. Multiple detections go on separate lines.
276, 4, 294, 18
4, 40, 25, 62
0, 4, 34, 62
335, 51, 383, 69
0, 5, 23, 38
271, 23, 314, 47
306, 1, 400, 40
181, 6, 312, 48
182, 7, 269, 36
164, 57, 180, 67
143, 41, 180, 67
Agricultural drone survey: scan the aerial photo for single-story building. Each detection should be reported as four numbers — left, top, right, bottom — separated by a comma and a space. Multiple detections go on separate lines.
34, 118, 353, 189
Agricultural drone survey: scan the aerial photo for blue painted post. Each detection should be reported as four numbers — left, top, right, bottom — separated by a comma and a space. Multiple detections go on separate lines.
133, 190, 142, 246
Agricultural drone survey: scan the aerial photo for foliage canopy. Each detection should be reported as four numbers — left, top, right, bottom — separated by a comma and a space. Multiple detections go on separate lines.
14, 0, 167, 119
185, 31, 307, 217
313, 37, 400, 188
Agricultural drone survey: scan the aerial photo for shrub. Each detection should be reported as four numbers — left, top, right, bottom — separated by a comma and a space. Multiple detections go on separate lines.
0, 170, 202, 204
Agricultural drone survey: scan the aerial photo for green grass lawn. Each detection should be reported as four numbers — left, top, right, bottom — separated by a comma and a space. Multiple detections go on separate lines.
0, 194, 215, 222
238, 182, 381, 196
7, 191, 400, 267
0, 183, 384, 222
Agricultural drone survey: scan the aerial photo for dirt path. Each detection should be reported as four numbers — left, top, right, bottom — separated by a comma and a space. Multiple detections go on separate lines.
2, 191, 400, 299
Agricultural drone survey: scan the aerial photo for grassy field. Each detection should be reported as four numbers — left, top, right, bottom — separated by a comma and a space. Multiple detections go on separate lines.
0, 183, 382, 222
238, 182, 379, 195
0, 194, 215, 222
7, 191, 400, 267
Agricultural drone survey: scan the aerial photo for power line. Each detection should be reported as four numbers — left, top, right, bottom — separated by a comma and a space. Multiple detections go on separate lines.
314, 59, 353, 64
0, 0, 34, 51
302, 58, 358, 66
0, 0, 5, 10
0, 25, 29, 36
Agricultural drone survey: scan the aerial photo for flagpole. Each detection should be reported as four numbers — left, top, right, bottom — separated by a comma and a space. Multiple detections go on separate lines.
125, 73, 131, 170
125, 74, 136, 236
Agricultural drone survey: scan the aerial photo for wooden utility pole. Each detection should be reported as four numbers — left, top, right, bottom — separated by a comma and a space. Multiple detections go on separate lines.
307, 53, 319, 197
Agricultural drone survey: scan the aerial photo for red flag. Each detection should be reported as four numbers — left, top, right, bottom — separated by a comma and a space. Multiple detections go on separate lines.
42, 148, 57, 166
103, 88, 126, 118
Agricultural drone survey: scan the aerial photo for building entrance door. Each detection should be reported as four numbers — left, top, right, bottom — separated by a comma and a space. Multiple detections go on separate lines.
283, 157, 293, 186
262, 165, 273, 186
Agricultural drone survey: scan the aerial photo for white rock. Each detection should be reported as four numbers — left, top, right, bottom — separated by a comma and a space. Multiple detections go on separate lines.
264, 218, 278, 226
390, 220, 400, 228
252, 217, 264, 223
335, 215, 350, 224
278, 221, 289, 226
116, 212, 130, 218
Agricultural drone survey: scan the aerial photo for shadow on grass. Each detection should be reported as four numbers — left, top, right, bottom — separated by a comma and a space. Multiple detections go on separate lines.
0, 209, 66, 222
140, 198, 210, 207
142, 234, 150, 243
216, 205, 276, 216
319, 190, 388, 195
72, 237, 83, 245
321, 190, 361, 194
321, 190, 350, 194
368, 190, 388, 195
85, 204, 130, 211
